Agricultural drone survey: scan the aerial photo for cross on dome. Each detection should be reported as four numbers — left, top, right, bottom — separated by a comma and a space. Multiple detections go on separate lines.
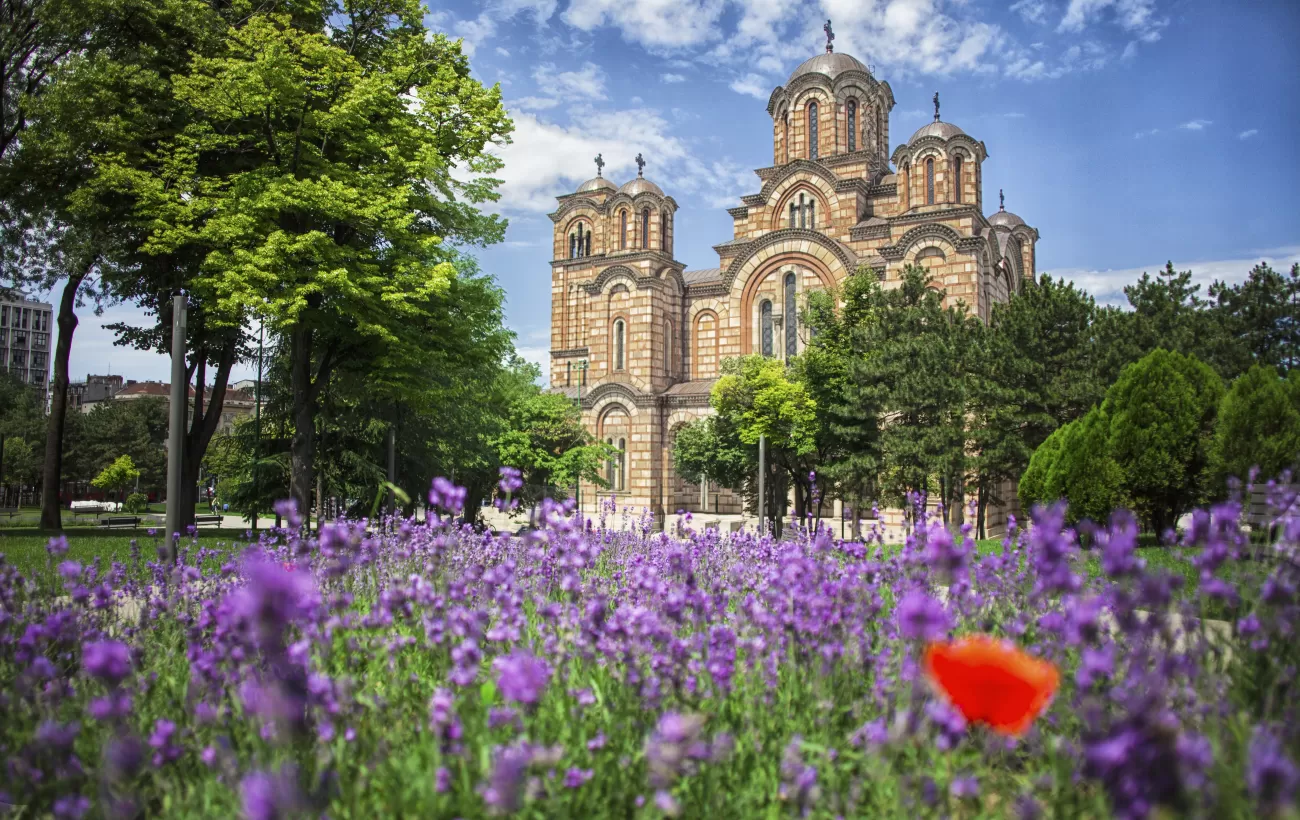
594, 153, 604, 177
999, 189, 1005, 211
933, 92, 940, 122
635, 153, 646, 177
824, 19, 834, 53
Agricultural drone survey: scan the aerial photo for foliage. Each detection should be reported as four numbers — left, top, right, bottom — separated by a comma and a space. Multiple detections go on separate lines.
89, 453, 140, 498
1018, 423, 1065, 512
1104, 349, 1224, 533
2, 490, 1298, 817
123, 492, 148, 513
70, 398, 168, 493
1208, 263, 1300, 375
1042, 407, 1125, 526
1210, 364, 1300, 486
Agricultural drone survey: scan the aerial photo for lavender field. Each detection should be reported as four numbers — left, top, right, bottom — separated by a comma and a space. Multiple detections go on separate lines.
2, 480, 1298, 819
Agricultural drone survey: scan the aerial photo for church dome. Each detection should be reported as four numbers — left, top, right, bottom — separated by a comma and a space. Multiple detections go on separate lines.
988, 209, 1026, 230
787, 52, 870, 85
908, 120, 966, 143
577, 176, 616, 193
619, 176, 664, 197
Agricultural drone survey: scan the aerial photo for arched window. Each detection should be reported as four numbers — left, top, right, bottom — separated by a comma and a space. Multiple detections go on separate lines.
642, 208, 651, 249
926, 158, 935, 205
798, 193, 806, 229
606, 437, 616, 487
569, 233, 577, 259
784, 272, 797, 358
847, 99, 857, 152
783, 113, 790, 163
618, 438, 627, 491
760, 300, 773, 357
613, 319, 625, 370
664, 320, 673, 374
954, 156, 963, 204
876, 107, 883, 152
789, 201, 797, 229
584, 228, 592, 256
902, 162, 910, 209
661, 211, 669, 254
807, 199, 815, 229
620, 210, 628, 250
807, 101, 819, 159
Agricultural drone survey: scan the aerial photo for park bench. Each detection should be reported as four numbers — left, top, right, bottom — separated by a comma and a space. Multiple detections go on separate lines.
98, 516, 141, 529
0, 507, 20, 522
194, 514, 223, 528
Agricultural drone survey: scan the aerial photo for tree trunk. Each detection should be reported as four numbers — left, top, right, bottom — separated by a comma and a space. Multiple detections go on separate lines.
289, 326, 315, 519
178, 338, 237, 533
39, 272, 87, 530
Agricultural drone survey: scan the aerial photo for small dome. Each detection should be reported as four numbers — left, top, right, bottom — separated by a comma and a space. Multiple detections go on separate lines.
577, 176, 616, 193
908, 120, 966, 144
788, 52, 871, 85
988, 209, 1026, 230
618, 176, 664, 197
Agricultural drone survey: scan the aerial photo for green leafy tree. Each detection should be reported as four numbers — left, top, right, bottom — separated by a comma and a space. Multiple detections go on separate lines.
90, 453, 140, 501
1123, 262, 1246, 379
106, 4, 513, 517
1043, 407, 1125, 526
1018, 422, 1066, 512
72, 398, 168, 494
1105, 349, 1224, 533
1208, 263, 1300, 374
1210, 364, 1300, 486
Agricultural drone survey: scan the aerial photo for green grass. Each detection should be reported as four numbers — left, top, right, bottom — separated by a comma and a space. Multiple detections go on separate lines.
0, 529, 260, 581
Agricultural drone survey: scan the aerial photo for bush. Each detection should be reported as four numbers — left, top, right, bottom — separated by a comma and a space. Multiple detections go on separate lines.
1018, 423, 1065, 510
1211, 363, 1300, 486
1105, 349, 1223, 533
123, 492, 149, 514
1043, 407, 1125, 526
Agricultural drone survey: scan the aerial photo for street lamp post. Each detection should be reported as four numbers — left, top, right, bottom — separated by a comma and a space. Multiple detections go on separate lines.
252, 320, 263, 530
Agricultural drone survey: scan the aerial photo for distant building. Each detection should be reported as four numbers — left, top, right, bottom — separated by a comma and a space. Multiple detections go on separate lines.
104, 380, 258, 434
0, 293, 54, 408
69, 374, 125, 412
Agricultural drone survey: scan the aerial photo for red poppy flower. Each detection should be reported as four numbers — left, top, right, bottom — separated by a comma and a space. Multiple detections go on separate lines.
923, 635, 1060, 737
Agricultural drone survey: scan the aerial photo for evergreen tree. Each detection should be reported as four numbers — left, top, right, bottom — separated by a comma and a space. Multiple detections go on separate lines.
1210, 364, 1300, 487
1208, 263, 1300, 374
1018, 423, 1066, 511
1043, 407, 1125, 526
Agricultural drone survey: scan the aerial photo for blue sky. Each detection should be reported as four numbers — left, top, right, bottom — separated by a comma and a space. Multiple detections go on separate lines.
68, 0, 1300, 381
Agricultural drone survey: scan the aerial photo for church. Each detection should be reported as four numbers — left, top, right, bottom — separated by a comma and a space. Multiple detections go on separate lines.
546, 25, 1039, 529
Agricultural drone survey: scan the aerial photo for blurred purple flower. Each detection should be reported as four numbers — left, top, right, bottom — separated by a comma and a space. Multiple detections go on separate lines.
950, 775, 979, 799
46, 535, 70, 557
1247, 727, 1298, 813
240, 765, 301, 820
481, 743, 531, 815
895, 590, 950, 641
494, 650, 551, 707
82, 640, 132, 686
564, 767, 594, 788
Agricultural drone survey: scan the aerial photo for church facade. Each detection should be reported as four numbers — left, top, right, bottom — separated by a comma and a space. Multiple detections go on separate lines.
546, 34, 1039, 527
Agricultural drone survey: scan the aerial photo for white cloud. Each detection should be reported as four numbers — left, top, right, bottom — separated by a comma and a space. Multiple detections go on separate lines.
1120, 40, 1138, 60
1133, 127, 1159, 139
1011, 0, 1051, 25
1003, 111, 1027, 118
729, 73, 770, 99
661, 72, 687, 83
496, 47, 512, 57
1050, 246, 1300, 306
533, 62, 608, 100
1178, 119, 1212, 131
1058, 0, 1166, 44
512, 96, 561, 111
1238, 129, 1259, 140
561, 0, 728, 49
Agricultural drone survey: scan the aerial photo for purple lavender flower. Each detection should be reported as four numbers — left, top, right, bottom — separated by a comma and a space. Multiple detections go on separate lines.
480, 743, 532, 815
1247, 727, 1298, 813
779, 737, 820, 816
51, 795, 89, 819
564, 767, 594, 789
895, 590, 950, 641
493, 650, 551, 707
950, 775, 980, 800
240, 765, 301, 820
82, 640, 132, 686
46, 534, 70, 557
646, 712, 709, 789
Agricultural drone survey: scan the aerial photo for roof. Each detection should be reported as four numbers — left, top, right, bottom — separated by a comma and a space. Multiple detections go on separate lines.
683, 268, 723, 285
854, 216, 888, 229
988, 209, 1026, 230
664, 380, 717, 397
115, 382, 256, 404
907, 120, 966, 143
548, 386, 580, 399
618, 177, 664, 197
788, 52, 870, 84
577, 176, 616, 193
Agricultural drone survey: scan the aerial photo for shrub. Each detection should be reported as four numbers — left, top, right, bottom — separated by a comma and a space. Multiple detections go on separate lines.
1018, 423, 1065, 510
1043, 407, 1125, 526
1211, 363, 1300, 486
123, 492, 149, 514
1105, 349, 1223, 533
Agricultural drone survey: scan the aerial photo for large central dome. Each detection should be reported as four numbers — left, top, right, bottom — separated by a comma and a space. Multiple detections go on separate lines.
787, 52, 870, 84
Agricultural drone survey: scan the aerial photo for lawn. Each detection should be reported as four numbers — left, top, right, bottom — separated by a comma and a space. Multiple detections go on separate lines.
0, 529, 259, 582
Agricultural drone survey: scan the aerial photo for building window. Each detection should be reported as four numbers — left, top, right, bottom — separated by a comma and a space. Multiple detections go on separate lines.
613, 319, 625, 371
789, 202, 797, 228
664, 321, 673, 374
569, 233, 577, 259
926, 158, 935, 205
807, 101, 819, 159
761, 300, 773, 357
661, 211, 669, 254
606, 437, 616, 487
799, 194, 806, 229
620, 210, 628, 250
847, 99, 857, 152
876, 107, 883, 152
784, 272, 797, 358
807, 199, 815, 229
954, 156, 962, 204
783, 113, 790, 163
642, 208, 651, 249
618, 438, 627, 491
567, 361, 572, 386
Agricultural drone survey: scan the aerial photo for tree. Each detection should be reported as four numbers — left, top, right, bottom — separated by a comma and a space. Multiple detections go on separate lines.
1208, 263, 1300, 375
1104, 349, 1224, 533
1210, 364, 1300, 487
90, 453, 140, 501
1123, 262, 1246, 379
72, 398, 168, 494
111, 4, 513, 518
1042, 407, 1125, 526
